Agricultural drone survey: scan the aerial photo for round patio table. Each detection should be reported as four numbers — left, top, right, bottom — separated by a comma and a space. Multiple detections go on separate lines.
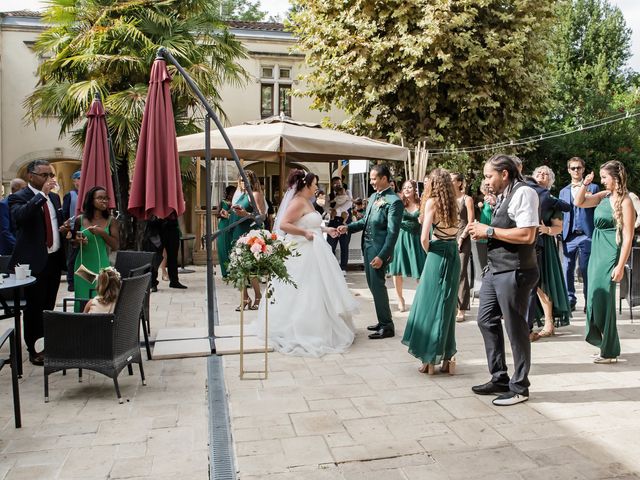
0, 274, 36, 377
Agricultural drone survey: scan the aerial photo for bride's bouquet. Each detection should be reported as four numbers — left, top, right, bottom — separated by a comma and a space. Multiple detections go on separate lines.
225, 229, 299, 299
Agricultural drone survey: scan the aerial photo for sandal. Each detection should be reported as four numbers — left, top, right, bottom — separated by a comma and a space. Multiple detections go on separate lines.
440, 357, 456, 375
537, 329, 555, 338
249, 296, 262, 310
235, 299, 250, 312
398, 297, 406, 312
418, 364, 435, 375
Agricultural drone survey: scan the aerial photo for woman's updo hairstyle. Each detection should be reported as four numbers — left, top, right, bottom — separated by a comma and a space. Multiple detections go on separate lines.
287, 169, 318, 193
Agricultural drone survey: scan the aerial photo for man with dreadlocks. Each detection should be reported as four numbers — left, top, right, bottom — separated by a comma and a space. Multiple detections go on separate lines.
466, 154, 540, 406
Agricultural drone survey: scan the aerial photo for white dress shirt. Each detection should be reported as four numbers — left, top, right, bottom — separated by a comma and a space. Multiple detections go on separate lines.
28, 184, 61, 253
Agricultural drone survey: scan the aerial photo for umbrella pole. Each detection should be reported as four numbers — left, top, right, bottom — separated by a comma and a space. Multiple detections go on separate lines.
205, 114, 216, 347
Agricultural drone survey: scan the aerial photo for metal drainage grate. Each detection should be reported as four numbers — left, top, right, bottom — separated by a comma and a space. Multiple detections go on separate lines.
208, 354, 236, 480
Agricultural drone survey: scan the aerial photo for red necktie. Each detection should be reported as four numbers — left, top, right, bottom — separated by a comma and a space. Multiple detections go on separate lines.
42, 201, 54, 248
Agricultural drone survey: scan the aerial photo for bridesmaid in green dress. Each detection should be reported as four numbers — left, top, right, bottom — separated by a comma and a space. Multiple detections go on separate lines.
389, 180, 425, 312
575, 161, 635, 363
229, 170, 267, 310
73, 187, 119, 312
402, 169, 461, 375
216, 185, 236, 278
532, 166, 572, 336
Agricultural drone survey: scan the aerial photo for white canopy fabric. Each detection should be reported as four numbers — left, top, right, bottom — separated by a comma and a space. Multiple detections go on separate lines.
176, 117, 408, 162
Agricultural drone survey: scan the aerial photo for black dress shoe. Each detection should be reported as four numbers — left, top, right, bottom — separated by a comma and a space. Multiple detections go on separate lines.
169, 282, 187, 289
368, 328, 395, 339
29, 353, 44, 366
366, 324, 381, 331
471, 381, 510, 395
570, 303, 576, 312
151, 285, 158, 292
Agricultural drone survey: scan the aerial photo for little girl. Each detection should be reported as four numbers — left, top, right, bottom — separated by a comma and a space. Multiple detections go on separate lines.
83, 267, 122, 314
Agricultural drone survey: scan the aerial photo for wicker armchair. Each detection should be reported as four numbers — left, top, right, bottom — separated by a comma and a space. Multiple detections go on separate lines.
0, 328, 21, 427
43, 273, 150, 403
115, 251, 155, 335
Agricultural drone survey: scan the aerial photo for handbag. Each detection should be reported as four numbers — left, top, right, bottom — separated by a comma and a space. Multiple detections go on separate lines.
74, 215, 101, 284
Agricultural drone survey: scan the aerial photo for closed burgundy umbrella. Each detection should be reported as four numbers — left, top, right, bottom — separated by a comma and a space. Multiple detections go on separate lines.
128, 58, 185, 220
76, 95, 117, 215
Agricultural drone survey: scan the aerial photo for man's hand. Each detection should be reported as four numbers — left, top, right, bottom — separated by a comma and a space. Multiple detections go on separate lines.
41, 179, 57, 195
370, 256, 383, 269
337, 225, 348, 235
326, 227, 339, 238
466, 221, 488, 240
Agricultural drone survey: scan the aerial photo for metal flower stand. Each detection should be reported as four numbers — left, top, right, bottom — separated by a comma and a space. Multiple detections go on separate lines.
239, 284, 269, 380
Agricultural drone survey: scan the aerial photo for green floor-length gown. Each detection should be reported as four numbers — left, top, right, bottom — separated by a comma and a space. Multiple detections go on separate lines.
230, 192, 254, 243
402, 238, 461, 364
585, 198, 621, 358
74, 218, 111, 312
217, 200, 233, 278
535, 206, 572, 327
388, 209, 426, 278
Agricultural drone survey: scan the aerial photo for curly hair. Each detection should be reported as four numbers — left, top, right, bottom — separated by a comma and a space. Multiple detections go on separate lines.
96, 267, 121, 305
400, 180, 420, 208
287, 169, 318, 192
532, 165, 556, 188
421, 168, 458, 228
600, 160, 628, 245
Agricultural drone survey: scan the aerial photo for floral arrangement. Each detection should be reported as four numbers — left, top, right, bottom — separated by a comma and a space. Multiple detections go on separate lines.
225, 229, 299, 299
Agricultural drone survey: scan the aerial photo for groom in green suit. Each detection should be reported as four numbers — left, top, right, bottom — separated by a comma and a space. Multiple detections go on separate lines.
338, 164, 403, 339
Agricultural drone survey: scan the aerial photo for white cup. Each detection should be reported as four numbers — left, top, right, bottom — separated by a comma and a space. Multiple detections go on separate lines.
15, 266, 26, 280
24, 269, 31, 277
20, 264, 30, 270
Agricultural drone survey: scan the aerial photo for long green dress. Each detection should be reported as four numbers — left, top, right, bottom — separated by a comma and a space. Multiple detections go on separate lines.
230, 192, 254, 243
585, 197, 621, 358
74, 217, 111, 312
535, 205, 572, 327
402, 236, 461, 364
388, 209, 426, 278
217, 199, 233, 278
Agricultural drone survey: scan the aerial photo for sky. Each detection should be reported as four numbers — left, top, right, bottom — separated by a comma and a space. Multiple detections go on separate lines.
1, 0, 638, 71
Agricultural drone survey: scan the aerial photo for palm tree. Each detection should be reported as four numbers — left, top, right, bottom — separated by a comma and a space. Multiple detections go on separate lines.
25, 0, 248, 246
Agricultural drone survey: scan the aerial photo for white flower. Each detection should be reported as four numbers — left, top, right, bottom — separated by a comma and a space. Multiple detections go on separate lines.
265, 245, 274, 255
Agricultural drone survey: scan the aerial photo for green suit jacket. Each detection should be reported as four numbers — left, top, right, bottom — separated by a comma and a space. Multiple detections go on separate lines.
348, 187, 404, 262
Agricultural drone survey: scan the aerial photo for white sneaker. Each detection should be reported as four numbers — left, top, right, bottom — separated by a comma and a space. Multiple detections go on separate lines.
492, 391, 529, 406
593, 356, 617, 364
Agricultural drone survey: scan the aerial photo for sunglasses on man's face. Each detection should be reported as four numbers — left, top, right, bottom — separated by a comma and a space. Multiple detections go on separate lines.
569, 166, 584, 171
31, 172, 56, 179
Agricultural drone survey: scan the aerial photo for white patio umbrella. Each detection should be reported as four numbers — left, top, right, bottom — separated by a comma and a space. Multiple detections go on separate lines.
177, 116, 408, 163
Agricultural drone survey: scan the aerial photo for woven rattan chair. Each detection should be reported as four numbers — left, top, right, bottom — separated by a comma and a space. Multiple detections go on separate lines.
115, 251, 155, 335
0, 328, 21, 427
43, 273, 150, 403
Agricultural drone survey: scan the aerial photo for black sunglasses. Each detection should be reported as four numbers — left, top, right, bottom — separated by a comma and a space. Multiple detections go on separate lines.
569, 166, 584, 171
31, 172, 56, 179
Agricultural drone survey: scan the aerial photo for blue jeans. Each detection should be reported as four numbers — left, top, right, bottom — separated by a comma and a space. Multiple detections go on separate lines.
562, 233, 592, 306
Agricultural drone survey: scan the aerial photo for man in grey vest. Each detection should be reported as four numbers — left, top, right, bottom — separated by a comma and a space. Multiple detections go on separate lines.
466, 154, 539, 406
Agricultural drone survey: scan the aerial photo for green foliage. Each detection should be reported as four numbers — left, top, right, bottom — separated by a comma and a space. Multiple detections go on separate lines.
215, 0, 266, 21
25, 0, 249, 168
524, 0, 640, 192
290, 0, 556, 174
225, 229, 300, 300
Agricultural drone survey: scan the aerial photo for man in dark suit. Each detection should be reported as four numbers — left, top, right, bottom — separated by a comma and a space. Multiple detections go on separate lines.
62, 170, 81, 291
0, 178, 27, 255
559, 157, 599, 311
9, 160, 66, 366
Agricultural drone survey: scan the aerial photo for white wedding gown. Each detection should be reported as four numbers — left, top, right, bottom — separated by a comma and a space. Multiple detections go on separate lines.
254, 211, 358, 357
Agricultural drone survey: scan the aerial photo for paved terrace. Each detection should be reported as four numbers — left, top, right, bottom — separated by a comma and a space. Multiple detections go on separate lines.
1, 267, 640, 479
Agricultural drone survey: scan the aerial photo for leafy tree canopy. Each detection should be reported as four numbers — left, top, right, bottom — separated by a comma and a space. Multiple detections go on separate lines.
524, 0, 640, 191
25, 0, 248, 166
216, 0, 267, 22
290, 0, 556, 155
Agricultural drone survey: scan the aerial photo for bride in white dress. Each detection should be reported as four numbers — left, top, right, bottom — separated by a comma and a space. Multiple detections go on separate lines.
255, 170, 358, 357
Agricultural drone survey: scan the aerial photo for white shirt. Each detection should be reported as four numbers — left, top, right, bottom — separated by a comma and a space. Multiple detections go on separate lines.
505, 184, 539, 228
28, 184, 61, 253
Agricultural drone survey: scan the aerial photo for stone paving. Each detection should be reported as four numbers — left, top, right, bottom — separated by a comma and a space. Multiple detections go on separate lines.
217, 270, 640, 480
1, 266, 640, 479
0, 272, 210, 480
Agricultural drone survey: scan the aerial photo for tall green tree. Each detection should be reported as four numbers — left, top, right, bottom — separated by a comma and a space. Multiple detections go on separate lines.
25, 0, 248, 245
216, 0, 266, 21
291, 0, 556, 170
524, 0, 640, 190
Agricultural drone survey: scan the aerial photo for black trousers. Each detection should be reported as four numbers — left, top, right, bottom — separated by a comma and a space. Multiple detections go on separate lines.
327, 233, 350, 270
24, 250, 63, 354
477, 267, 539, 394
145, 219, 180, 287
